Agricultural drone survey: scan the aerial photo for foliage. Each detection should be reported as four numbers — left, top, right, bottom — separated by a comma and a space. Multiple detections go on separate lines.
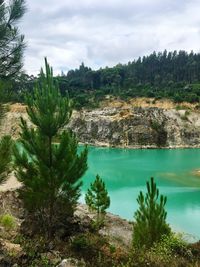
0, 80, 15, 103
121, 234, 194, 267
12, 50, 200, 107
71, 233, 108, 260
0, 1, 25, 181
12, 235, 57, 267
133, 177, 171, 248
0, 0, 26, 79
71, 232, 127, 267
151, 233, 192, 260
72, 234, 93, 252
49, 51, 200, 105
0, 213, 16, 230
85, 174, 110, 226
0, 135, 12, 184
13, 58, 88, 238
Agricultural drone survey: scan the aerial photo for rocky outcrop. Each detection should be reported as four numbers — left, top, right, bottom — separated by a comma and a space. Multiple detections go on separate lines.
67, 107, 200, 148
2, 104, 200, 148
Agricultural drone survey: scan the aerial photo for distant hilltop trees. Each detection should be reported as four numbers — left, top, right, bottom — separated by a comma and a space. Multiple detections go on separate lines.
12, 50, 200, 107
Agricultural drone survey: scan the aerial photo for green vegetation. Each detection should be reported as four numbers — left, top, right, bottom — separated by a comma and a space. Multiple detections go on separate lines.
13, 58, 88, 237
133, 177, 171, 248
55, 51, 200, 105
85, 174, 110, 227
0, 0, 26, 79
0, 0, 26, 185
123, 234, 193, 267
11, 50, 200, 108
0, 135, 12, 184
71, 232, 126, 267
0, 213, 16, 230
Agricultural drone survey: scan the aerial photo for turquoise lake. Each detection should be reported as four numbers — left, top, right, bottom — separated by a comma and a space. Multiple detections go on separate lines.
80, 147, 200, 240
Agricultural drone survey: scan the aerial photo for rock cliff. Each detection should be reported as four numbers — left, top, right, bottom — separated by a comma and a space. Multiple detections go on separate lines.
2, 103, 200, 148
67, 107, 200, 148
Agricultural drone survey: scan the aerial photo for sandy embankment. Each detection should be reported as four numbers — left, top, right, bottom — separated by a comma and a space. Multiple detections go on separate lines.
0, 174, 21, 192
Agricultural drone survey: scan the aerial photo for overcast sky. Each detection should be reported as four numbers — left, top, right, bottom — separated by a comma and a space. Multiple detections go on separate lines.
20, 0, 200, 75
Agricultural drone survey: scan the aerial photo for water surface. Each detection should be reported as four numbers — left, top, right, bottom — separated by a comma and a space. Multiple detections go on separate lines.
80, 147, 200, 240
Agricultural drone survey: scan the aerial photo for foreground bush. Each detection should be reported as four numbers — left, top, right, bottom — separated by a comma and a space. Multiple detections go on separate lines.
121, 234, 195, 267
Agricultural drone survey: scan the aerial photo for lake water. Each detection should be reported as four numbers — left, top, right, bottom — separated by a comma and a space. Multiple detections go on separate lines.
80, 146, 200, 240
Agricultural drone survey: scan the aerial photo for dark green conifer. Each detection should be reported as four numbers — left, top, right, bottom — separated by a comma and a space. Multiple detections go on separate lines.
13, 58, 88, 237
133, 177, 170, 248
0, 0, 26, 79
0, 135, 12, 184
85, 174, 110, 225
0, 98, 13, 187
0, 0, 25, 186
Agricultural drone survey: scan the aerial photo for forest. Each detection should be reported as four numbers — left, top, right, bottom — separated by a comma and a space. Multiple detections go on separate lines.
10, 50, 200, 109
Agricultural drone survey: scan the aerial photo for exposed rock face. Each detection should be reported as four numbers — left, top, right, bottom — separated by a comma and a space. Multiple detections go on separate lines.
67, 107, 200, 148
2, 104, 200, 148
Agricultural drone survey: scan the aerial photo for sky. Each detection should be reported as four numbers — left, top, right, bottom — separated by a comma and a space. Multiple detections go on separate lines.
20, 0, 200, 75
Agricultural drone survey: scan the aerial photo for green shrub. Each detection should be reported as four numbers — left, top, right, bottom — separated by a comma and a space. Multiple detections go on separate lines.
151, 233, 192, 260
71, 234, 92, 252
71, 232, 109, 263
18, 235, 47, 260
0, 213, 16, 230
121, 234, 193, 267
71, 233, 127, 267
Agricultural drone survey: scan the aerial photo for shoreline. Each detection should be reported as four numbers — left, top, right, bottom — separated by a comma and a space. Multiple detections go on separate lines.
79, 141, 200, 150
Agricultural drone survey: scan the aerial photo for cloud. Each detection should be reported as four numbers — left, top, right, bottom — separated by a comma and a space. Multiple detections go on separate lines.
20, 0, 200, 75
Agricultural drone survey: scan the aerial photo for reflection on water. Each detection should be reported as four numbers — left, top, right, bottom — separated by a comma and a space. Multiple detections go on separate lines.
82, 147, 200, 239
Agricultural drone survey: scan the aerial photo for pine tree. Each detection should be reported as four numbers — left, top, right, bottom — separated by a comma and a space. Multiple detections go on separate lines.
0, 93, 13, 187
0, 0, 25, 185
13, 58, 88, 237
133, 177, 171, 248
0, 135, 12, 184
85, 174, 110, 226
0, 0, 26, 79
